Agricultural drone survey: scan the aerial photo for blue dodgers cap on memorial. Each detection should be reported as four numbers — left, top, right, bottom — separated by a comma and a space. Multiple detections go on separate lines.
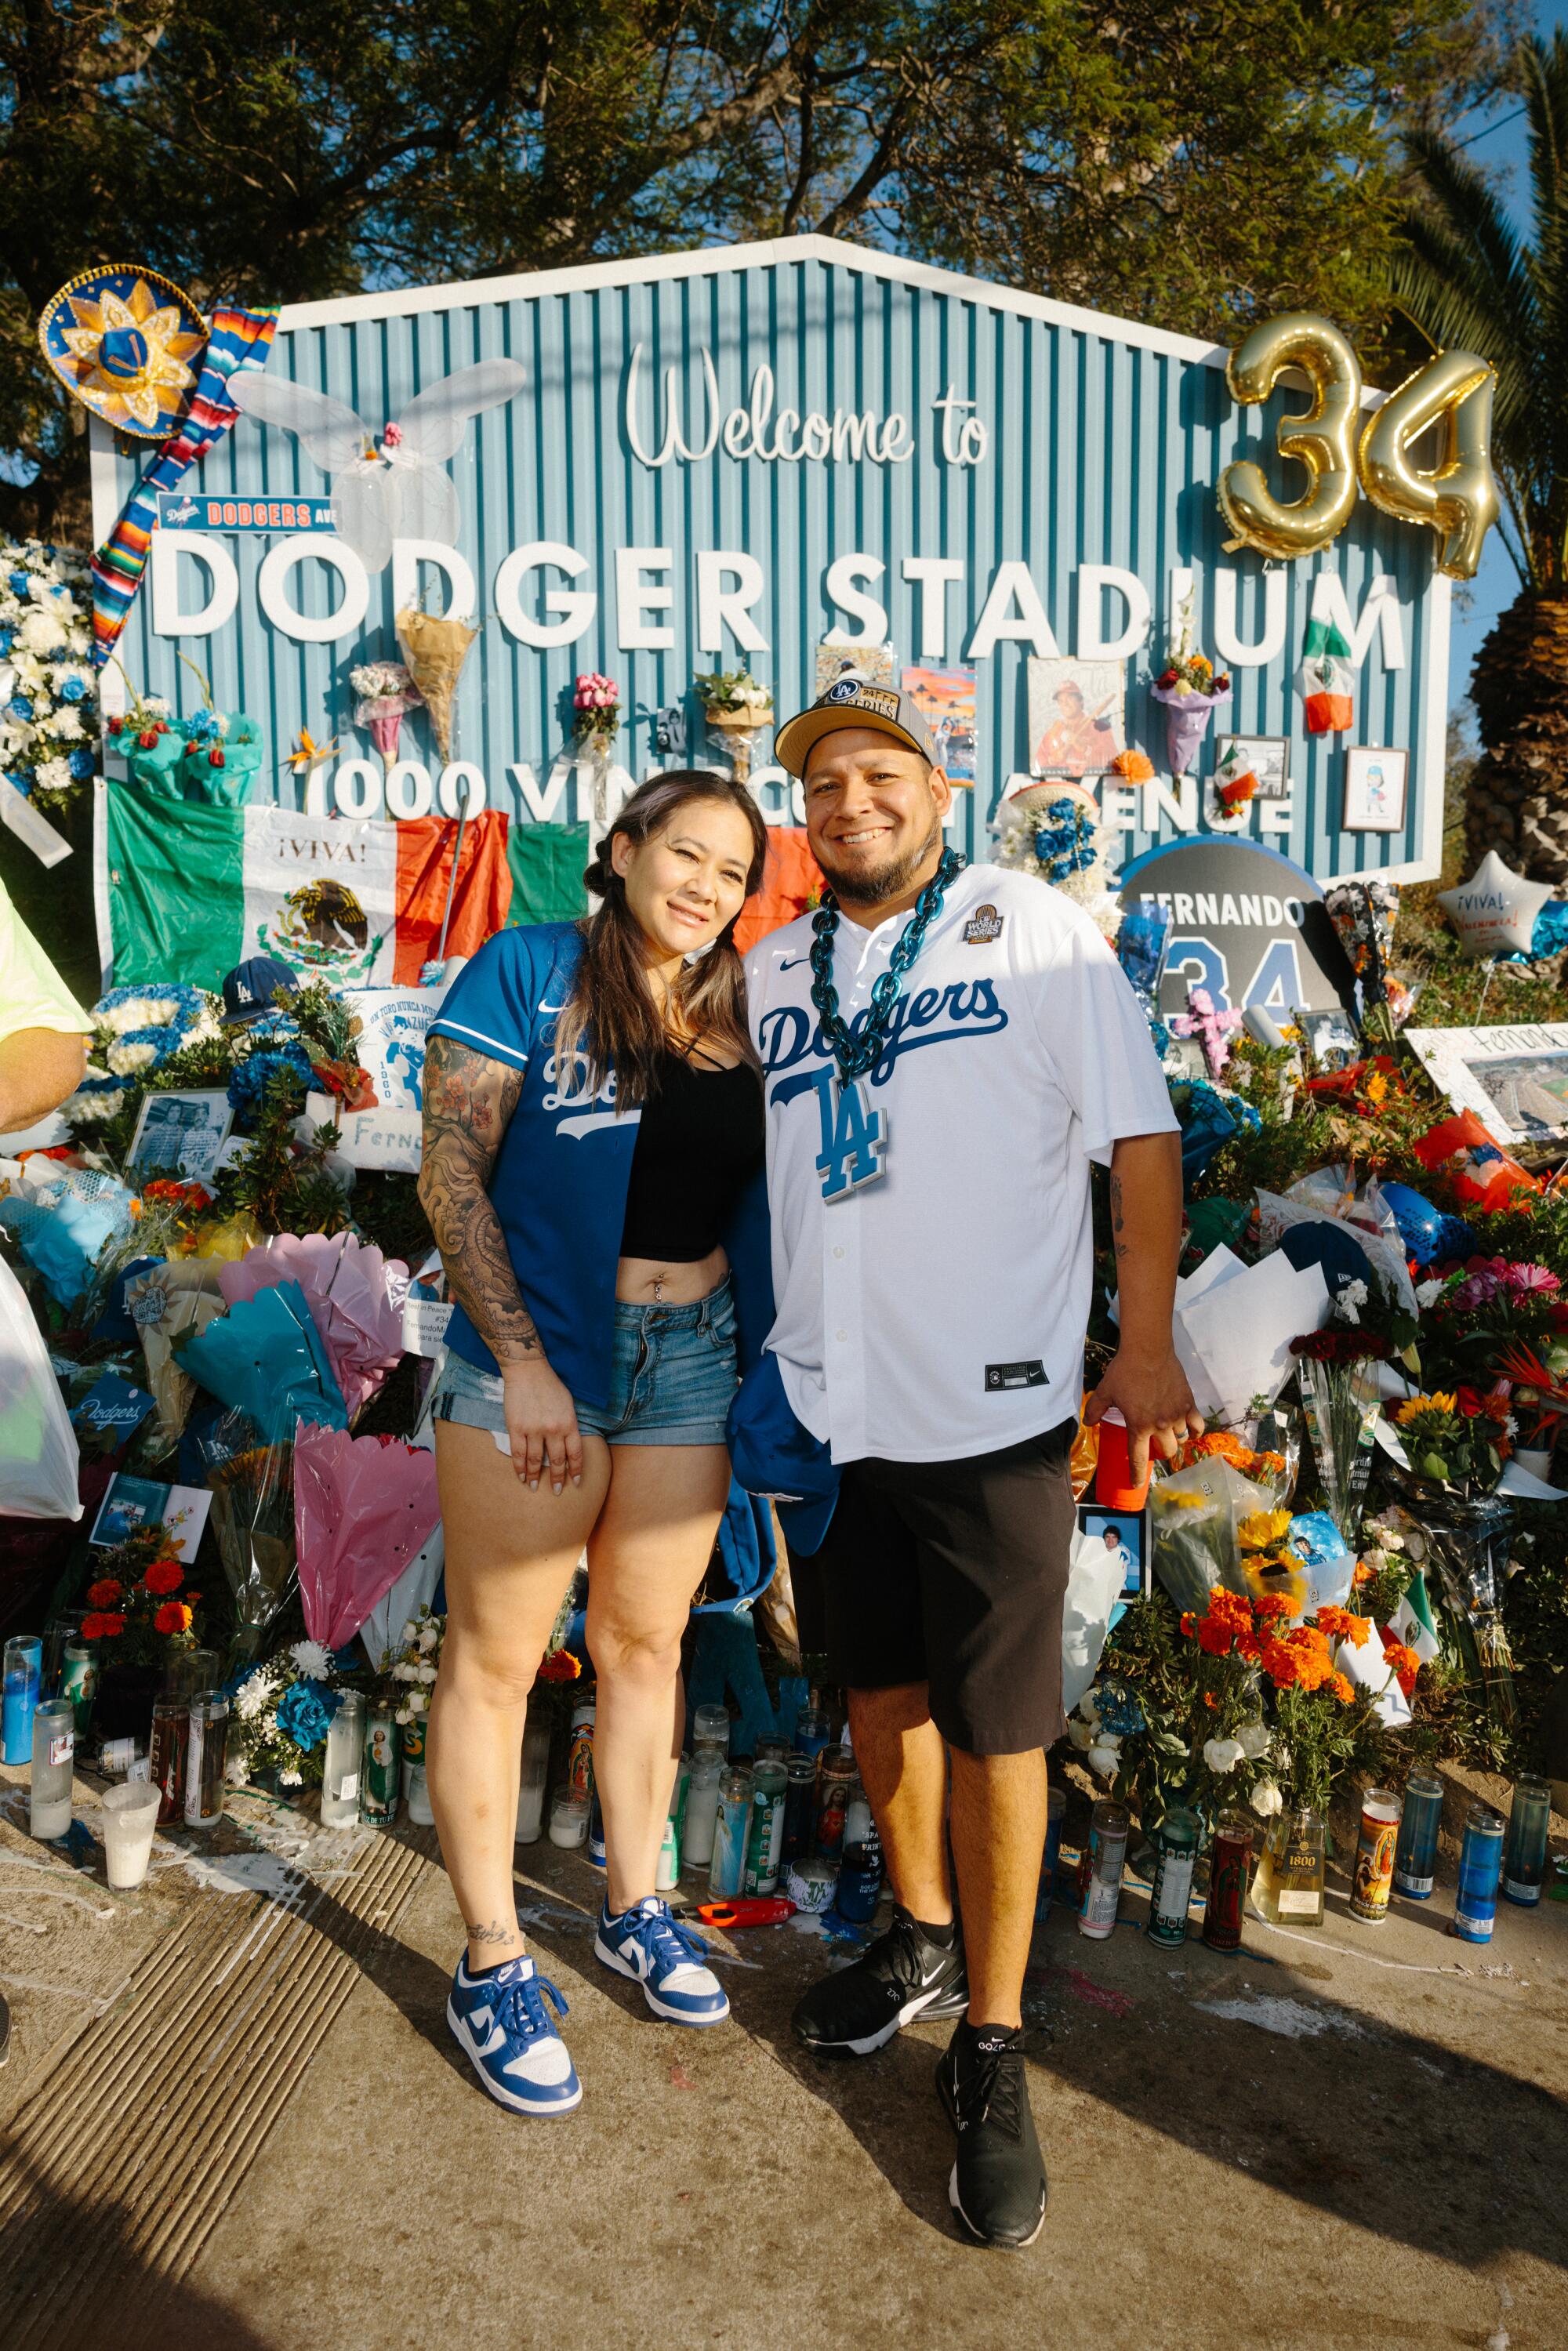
774, 675, 940, 780
725, 1352, 840, 1556
222, 954, 298, 1023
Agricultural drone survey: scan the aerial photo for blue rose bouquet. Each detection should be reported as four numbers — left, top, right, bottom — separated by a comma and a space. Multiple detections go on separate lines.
227, 1638, 354, 1790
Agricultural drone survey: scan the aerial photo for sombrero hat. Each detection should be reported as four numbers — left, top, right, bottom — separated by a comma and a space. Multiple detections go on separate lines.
38, 265, 208, 438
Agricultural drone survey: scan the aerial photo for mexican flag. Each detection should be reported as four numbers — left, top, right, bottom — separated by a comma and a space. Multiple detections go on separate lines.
99, 778, 589, 992
1391, 1566, 1441, 1664
1298, 618, 1354, 735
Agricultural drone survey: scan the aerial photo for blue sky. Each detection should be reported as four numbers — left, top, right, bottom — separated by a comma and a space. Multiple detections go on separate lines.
1446, 1, 1568, 717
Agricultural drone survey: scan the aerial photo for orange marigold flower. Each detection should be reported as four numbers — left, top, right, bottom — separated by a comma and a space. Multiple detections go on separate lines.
85, 1578, 122, 1609
1207, 1589, 1252, 1631
1340, 1615, 1372, 1649
143, 1557, 183, 1595
535, 1648, 582, 1683
79, 1611, 108, 1640
1284, 1625, 1331, 1659
1236, 1629, 1263, 1663
1261, 1638, 1300, 1689
1251, 1595, 1293, 1624
1379, 1635, 1421, 1699
1181, 1612, 1197, 1638
1328, 1671, 1355, 1703
1352, 1562, 1372, 1584
1196, 1618, 1235, 1656
153, 1601, 192, 1635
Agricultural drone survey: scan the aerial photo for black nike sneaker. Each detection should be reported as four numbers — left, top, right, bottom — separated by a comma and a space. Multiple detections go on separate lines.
935, 2020, 1048, 2250
792, 1906, 968, 2056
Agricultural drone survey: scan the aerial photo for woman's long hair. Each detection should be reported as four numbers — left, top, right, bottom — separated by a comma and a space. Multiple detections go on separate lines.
552, 769, 768, 1108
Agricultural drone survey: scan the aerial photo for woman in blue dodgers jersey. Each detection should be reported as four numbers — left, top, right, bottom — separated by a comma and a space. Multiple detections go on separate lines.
417, 770, 770, 2117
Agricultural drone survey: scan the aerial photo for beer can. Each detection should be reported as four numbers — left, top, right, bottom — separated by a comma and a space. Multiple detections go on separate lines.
360, 1709, 401, 1827
1392, 1772, 1443, 1899
1454, 1804, 1504, 1943
1349, 1787, 1402, 1923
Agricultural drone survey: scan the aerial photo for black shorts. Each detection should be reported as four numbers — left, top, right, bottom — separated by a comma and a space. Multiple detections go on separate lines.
792, 1421, 1076, 1756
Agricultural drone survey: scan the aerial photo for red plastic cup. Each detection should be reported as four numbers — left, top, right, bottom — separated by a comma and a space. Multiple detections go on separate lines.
1094, 1412, 1150, 1511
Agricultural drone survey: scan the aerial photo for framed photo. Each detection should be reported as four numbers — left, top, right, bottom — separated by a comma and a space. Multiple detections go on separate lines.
1027, 655, 1124, 780
1343, 744, 1408, 833
1298, 1007, 1360, 1073
901, 663, 977, 784
1405, 1022, 1568, 1147
125, 1089, 233, 1185
1214, 734, 1290, 800
1160, 1034, 1209, 1084
1077, 1504, 1149, 1602
90, 1472, 212, 1555
815, 640, 898, 697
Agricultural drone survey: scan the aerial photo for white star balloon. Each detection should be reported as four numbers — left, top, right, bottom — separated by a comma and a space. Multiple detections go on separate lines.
1437, 849, 1555, 959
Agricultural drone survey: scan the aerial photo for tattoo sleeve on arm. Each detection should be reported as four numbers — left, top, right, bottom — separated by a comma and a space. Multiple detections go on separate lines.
1109, 1169, 1129, 1261
417, 1034, 543, 1365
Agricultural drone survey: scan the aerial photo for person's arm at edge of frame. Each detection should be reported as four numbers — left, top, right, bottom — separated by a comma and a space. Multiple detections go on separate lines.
416, 1031, 583, 1496
1083, 1130, 1204, 1484
0, 1028, 85, 1132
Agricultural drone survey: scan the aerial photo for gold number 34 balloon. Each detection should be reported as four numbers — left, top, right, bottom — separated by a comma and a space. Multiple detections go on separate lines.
1218, 314, 1363, 561
1356, 350, 1499, 580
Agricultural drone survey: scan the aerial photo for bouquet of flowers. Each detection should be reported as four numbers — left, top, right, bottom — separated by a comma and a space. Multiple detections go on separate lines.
1151, 590, 1231, 775
1290, 1326, 1390, 1544
64, 984, 223, 1123
77, 1522, 205, 1669
385, 1605, 443, 1733
694, 666, 773, 724
349, 658, 423, 762
1392, 1389, 1512, 1493
572, 671, 621, 753
227, 1637, 355, 1790
0, 536, 96, 811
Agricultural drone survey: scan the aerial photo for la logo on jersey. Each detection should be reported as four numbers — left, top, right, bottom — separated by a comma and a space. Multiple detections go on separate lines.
812, 1068, 888, 1199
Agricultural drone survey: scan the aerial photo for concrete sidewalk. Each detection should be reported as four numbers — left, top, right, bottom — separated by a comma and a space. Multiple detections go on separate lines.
2, 1762, 1566, 2351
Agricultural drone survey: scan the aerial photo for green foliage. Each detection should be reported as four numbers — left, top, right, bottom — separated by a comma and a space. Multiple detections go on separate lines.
211, 1079, 350, 1236
0, 0, 1510, 539
1391, 28, 1568, 593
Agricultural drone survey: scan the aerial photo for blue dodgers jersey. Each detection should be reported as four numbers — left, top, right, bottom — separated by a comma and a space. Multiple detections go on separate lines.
427, 924, 772, 1402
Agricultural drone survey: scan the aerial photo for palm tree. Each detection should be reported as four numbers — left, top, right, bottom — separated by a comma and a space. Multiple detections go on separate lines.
1391, 32, 1568, 878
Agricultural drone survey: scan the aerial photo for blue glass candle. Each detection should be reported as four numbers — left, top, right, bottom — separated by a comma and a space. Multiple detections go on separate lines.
2, 1636, 42, 1766
1454, 1805, 1504, 1944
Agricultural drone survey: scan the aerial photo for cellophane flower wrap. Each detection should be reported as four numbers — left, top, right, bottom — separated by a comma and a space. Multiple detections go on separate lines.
197, 1408, 299, 1656
219, 1232, 408, 1420
294, 1422, 441, 1651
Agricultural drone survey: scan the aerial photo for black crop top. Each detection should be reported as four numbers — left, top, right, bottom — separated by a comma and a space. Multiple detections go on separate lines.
619, 1050, 765, 1263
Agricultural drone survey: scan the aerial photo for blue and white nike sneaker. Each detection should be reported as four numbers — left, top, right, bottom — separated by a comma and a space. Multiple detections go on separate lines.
593, 1896, 731, 2026
445, 1951, 583, 2115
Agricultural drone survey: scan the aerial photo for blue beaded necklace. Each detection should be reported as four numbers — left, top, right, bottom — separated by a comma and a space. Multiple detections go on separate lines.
806, 847, 965, 1199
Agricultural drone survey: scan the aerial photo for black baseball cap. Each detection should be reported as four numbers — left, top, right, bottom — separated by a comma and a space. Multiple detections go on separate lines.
223, 954, 298, 1023
775, 676, 940, 780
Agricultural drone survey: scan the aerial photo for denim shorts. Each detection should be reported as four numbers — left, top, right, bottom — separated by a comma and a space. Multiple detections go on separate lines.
429, 1275, 739, 1449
